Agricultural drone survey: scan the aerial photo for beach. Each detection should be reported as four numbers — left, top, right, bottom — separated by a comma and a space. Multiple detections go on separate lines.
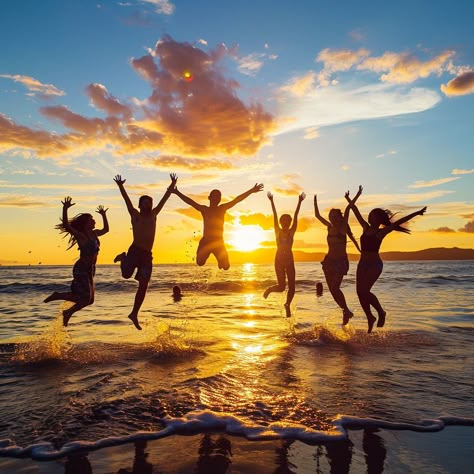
0, 261, 473, 473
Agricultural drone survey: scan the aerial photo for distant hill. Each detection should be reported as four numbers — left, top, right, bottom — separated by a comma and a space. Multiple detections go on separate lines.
228, 247, 474, 264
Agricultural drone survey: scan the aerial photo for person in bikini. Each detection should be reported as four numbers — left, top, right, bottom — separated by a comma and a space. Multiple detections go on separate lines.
114, 173, 177, 330
345, 186, 427, 333
263, 191, 306, 317
314, 189, 361, 325
170, 183, 264, 270
44, 196, 109, 326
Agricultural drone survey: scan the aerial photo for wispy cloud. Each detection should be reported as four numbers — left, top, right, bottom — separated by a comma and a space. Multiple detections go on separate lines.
141, 0, 175, 15
408, 177, 461, 188
451, 168, 474, 175
0, 74, 65, 97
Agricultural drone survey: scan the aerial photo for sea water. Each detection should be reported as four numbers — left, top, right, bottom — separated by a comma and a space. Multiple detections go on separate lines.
0, 261, 473, 471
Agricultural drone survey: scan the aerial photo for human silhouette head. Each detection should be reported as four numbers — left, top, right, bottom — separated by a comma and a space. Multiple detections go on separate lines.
172, 285, 182, 300
279, 214, 292, 230
368, 208, 391, 227
208, 189, 222, 206
328, 208, 343, 225
138, 195, 153, 214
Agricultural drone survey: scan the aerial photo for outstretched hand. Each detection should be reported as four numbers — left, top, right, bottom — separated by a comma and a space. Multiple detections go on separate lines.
267, 191, 273, 201
96, 205, 108, 216
62, 196, 75, 209
299, 192, 306, 202
114, 175, 125, 185
252, 183, 264, 193
418, 206, 427, 216
168, 173, 178, 192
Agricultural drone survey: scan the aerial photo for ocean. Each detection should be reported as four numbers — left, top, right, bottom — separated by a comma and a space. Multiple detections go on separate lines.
0, 260, 473, 473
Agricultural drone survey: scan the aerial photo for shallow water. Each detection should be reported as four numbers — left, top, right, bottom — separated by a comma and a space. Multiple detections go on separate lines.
0, 261, 473, 468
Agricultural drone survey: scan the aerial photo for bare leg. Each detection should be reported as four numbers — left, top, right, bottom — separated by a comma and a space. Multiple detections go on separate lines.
114, 252, 126, 263
264, 259, 286, 299
63, 302, 88, 327
128, 279, 149, 330
284, 262, 296, 316
356, 264, 382, 333
44, 291, 80, 304
325, 271, 353, 324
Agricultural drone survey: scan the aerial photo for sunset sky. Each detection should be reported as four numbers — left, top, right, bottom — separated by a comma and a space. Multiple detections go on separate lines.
1, 0, 473, 265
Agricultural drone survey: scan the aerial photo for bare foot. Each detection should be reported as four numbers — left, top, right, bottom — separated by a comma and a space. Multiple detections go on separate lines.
44, 291, 59, 303
284, 303, 291, 318
342, 309, 353, 326
367, 315, 377, 334
377, 311, 386, 327
114, 252, 126, 263
129, 313, 142, 330
263, 288, 271, 299
63, 308, 73, 327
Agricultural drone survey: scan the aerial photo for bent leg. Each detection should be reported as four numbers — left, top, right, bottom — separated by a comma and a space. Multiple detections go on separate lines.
285, 261, 296, 306
264, 259, 286, 299
196, 240, 212, 267
128, 278, 149, 330
356, 264, 382, 333
214, 244, 230, 271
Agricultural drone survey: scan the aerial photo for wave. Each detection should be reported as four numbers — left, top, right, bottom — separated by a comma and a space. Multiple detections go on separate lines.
0, 410, 472, 460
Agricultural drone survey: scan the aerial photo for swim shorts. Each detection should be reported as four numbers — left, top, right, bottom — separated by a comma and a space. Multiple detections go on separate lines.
121, 244, 153, 281
71, 259, 95, 302
321, 256, 349, 275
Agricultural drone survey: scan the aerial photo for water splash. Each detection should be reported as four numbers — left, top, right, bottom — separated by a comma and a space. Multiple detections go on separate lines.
13, 304, 73, 363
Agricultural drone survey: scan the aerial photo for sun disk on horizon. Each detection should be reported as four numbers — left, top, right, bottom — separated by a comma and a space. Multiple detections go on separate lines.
229, 224, 266, 252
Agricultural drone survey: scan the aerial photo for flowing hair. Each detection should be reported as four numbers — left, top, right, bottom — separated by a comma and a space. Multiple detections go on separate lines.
370, 208, 411, 234
56, 213, 92, 249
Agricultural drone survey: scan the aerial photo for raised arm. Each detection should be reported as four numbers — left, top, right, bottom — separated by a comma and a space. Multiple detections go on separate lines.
291, 192, 306, 232
223, 183, 264, 210
267, 192, 279, 233
171, 186, 204, 211
381, 206, 427, 236
343, 185, 363, 224
95, 205, 109, 236
345, 187, 368, 230
153, 173, 178, 215
347, 224, 361, 253
60, 197, 80, 237
314, 194, 330, 227
114, 175, 135, 215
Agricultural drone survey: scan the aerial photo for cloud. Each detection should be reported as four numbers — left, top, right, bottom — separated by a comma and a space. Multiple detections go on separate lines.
303, 127, 319, 140
141, 0, 175, 15
441, 71, 474, 96
0, 74, 65, 97
0, 194, 49, 207
452, 168, 474, 175
408, 177, 461, 188
276, 81, 440, 135
459, 220, 474, 233
432, 226, 456, 233
317, 48, 370, 72
237, 53, 266, 75
85, 83, 132, 118
280, 71, 316, 97
150, 155, 236, 171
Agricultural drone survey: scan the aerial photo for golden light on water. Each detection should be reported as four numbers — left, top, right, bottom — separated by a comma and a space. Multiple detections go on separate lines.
229, 224, 266, 252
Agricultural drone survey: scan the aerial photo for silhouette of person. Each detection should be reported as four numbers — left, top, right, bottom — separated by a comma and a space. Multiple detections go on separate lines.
314, 191, 361, 325
315, 282, 324, 297
172, 285, 183, 302
171, 183, 263, 270
113, 173, 177, 330
44, 197, 109, 327
65, 453, 93, 474
263, 192, 306, 317
325, 438, 353, 474
195, 434, 232, 473
346, 186, 427, 333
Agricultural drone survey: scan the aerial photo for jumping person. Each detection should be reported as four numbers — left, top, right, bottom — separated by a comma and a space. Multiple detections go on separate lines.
170, 183, 264, 270
44, 197, 109, 326
314, 189, 361, 325
114, 173, 177, 330
345, 187, 427, 333
263, 191, 306, 317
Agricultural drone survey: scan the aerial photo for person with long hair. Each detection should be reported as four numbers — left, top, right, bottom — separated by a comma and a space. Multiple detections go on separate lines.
314, 188, 362, 325
345, 187, 427, 333
263, 191, 306, 317
44, 196, 109, 326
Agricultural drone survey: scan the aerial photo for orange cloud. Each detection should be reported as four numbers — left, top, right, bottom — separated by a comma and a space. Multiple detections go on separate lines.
317, 48, 370, 72
0, 37, 275, 165
150, 155, 236, 171
459, 220, 474, 233
441, 71, 474, 96
0, 74, 65, 97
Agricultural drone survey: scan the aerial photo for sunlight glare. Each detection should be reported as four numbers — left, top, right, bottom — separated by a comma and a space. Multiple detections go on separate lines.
229, 225, 266, 252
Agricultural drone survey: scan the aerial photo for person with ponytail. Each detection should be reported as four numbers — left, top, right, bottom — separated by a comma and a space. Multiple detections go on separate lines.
44, 196, 109, 326
345, 187, 427, 333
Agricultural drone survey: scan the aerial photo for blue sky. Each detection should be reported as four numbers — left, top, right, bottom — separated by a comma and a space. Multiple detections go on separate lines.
1, 0, 473, 264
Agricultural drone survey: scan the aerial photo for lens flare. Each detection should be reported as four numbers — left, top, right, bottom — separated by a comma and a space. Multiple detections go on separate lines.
182, 70, 194, 82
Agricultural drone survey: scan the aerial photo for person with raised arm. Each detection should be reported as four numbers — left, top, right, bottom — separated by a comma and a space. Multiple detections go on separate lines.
263, 192, 306, 317
171, 183, 264, 270
345, 187, 427, 333
44, 197, 109, 326
314, 189, 361, 325
113, 173, 177, 330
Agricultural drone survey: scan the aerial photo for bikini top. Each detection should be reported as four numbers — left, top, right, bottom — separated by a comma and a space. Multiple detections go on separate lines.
79, 235, 100, 257
327, 231, 346, 246
360, 232, 381, 252
277, 229, 293, 249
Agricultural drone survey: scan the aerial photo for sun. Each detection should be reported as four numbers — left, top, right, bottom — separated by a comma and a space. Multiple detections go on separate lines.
229, 224, 266, 252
